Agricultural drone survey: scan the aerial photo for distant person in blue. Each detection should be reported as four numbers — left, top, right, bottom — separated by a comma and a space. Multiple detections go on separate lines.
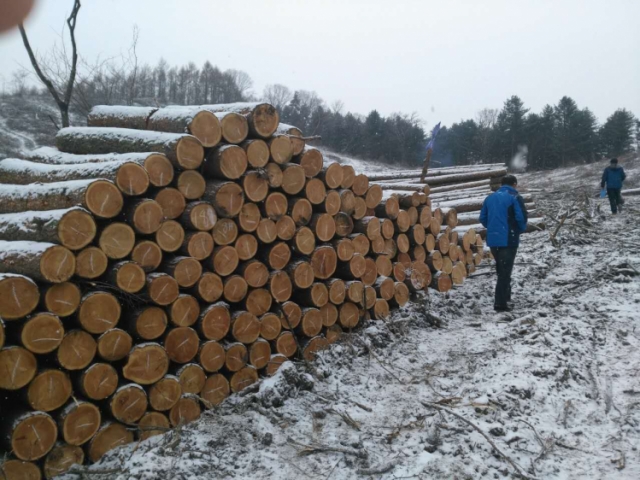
601, 158, 626, 214
479, 175, 528, 312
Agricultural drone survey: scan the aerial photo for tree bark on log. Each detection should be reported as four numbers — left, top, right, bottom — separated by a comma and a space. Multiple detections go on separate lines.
0, 241, 75, 283
87, 105, 157, 130
0, 158, 149, 197
0, 179, 123, 219
56, 127, 204, 170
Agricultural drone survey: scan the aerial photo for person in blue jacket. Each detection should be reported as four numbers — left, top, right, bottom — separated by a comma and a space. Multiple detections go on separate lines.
479, 175, 528, 312
601, 158, 626, 214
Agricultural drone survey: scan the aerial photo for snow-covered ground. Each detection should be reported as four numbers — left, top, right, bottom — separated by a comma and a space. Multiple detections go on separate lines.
65, 162, 640, 479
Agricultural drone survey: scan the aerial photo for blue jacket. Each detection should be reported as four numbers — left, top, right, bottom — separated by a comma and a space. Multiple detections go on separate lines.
601, 166, 626, 189
479, 186, 528, 247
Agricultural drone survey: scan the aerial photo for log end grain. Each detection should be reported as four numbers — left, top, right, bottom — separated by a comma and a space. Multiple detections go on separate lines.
0, 275, 39, 320
97, 328, 133, 362
57, 208, 97, 250
40, 245, 76, 283
115, 162, 150, 196
176, 136, 205, 170
84, 180, 124, 219
123, 343, 169, 385
144, 153, 175, 187
21, 313, 64, 354
11, 413, 57, 461
99, 223, 135, 260
27, 369, 71, 411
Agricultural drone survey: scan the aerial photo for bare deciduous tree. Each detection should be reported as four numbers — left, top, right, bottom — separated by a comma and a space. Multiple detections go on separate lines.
18, 0, 81, 128
263, 84, 293, 111
227, 69, 253, 99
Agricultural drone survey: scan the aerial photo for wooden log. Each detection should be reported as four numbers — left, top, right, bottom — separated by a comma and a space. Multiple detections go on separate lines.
326, 324, 342, 344
0, 179, 123, 220
319, 303, 339, 328
353, 196, 367, 220
372, 298, 390, 319
130, 242, 163, 274
57, 401, 101, 448
371, 236, 386, 255
44, 444, 85, 478
212, 111, 249, 144
311, 245, 338, 280
333, 212, 354, 238
77, 291, 121, 335
203, 144, 248, 181
379, 218, 395, 240
374, 276, 395, 301
26, 370, 71, 412
127, 306, 168, 341
99, 222, 135, 260
198, 302, 231, 341
87, 422, 134, 463
192, 272, 224, 304
231, 311, 261, 344
168, 295, 200, 328
146, 106, 223, 147
27, 147, 175, 188
243, 288, 273, 316
0, 241, 75, 284
224, 342, 248, 372
289, 197, 313, 226
1, 460, 42, 480
0, 158, 149, 201
352, 174, 369, 196
162, 256, 202, 288
138, 412, 171, 441
275, 215, 296, 241
264, 192, 288, 220
374, 197, 400, 220
364, 184, 383, 209
175, 170, 206, 200
269, 270, 293, 303
319, 163, 343, 189
248, 338, 271, 369
0, 274, 40, 321
201, 374, 230, 407
256, 218, 277, 244
122, 343, 169, 385
264, 162, 284, 188
106, 261, 146, 294
291, 226, 316, 255
155, 220, 186, 253
317, 189, 341, 216
124, 199, 163, 235
375, 255, 393, 278
238, 203, 261, 233
295, 283, 329, 308
179, 231, 214, 262
286, 260, 314, 289
265, 353, 288, 376
354, 216, 381, 240
235, 233, 258, 261
230, 366, 259, 393
271, 331, 296, 358
339, 302, 360, 328
267, 134, 293, 164
339, 189, 356, 215
201, 340, 226, 374
240, 172, 269, 204
239, 260, 269, 289
275, 301, 302, 330
332, 237, 355, 262
0, 207, 96, 252
259, 313, 282, 341
176, 364, 206, 394
346, 281, 364, 304
241, 139, 270, 168
340, 165, 356, 189
96, 329, 132, 362
441, 256, 453, 275
280, 163, 306, 195
335, 253, 367, 280
327, 279, 346, 305
56, 127, 204, 170
86, 105, 157, 130
202, 181, 245, 219
211, 246, 239, 277
211, 218, 238, 246
109, 384, 148, 424
149, 375, 182, 411
57, 330, 96, 371
350, 234, 370, 256
361, 257, 378, 286
293, 146, 323, 178
304, 178, 327, 206
309, 213, 336, 242
180, 201, 217, 232
431, 272, 453, 292
405, 261, 432, 292
392, 262, 406, 282
77, 363, 118, 401
5, 412, 57, 461
302, 336, 329, 361
391, 282, 410, 307
165, 327, 200, 364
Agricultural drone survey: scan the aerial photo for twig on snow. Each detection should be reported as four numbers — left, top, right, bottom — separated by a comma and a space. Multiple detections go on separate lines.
421, 402, 538, 480
357, 461, 397, 475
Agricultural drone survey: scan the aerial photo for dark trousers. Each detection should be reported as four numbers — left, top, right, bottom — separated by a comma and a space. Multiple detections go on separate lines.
490, 247, 518, 308
607, 188, 623, 214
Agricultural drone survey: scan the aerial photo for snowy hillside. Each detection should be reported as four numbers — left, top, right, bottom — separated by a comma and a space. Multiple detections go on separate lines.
61, 162, 640, 480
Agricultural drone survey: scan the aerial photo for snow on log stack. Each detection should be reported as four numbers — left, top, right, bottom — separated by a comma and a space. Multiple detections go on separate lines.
0, 102, 531, 476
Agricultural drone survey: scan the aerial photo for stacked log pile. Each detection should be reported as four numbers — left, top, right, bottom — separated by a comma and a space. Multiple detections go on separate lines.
0, 102, 506, 477
370, 163, 545, 236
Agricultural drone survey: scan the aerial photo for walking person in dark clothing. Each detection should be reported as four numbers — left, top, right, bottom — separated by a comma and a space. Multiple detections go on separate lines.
479, 175, 528, 312
601, 158, 626, 214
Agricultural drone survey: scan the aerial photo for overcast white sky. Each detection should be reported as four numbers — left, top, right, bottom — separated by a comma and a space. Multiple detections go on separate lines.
1, 0, 638, 129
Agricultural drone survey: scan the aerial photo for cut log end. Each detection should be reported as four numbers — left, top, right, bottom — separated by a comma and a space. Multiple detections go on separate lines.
115, 162, 149, 196
122, 343, 170, 385
80, 363, 118, 400
88, 423, 134, 463
176, 171, 206, 202
134, 306, 168, 340
11, 413, 58, 461
44, 444, 85, 479
144, 153, 175, 187
1, 460, 42, 480
61, 401, 101, 446
201, 373, 230, 406
138, 412, 171, 441
177, 363, 206, 394
99, 223, 136, 260
57, 208, 97, 250
165, 327, 200, 364
169, 395, 202, 426
79, 292, 121, 335
97, 328, 133, 362
57, 330, 96, 370
132, 241, 163, 271
40, 245, 76, 283
84, 180, 124, 219
199, 341, 226, 373
176, 136, 205, 170
149, 376, 182, 411
230, 366, 259, 393
27, 369, 71, 412
21, 313, 64, 354
0, 275, 39, 320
